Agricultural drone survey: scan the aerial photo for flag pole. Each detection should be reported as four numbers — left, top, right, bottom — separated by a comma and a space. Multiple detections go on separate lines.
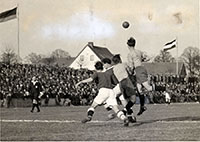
176, 36, 178, 75
17, 4, 20, 60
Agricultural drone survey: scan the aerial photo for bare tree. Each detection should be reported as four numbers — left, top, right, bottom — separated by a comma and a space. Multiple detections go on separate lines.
193, 54, 200, 76
1, 46, 18, 64
154, 50, 175, 63
25, 53, 43, 64
42, 56, 56, 66
51, 49, 71, 59
181, 47, 200, 76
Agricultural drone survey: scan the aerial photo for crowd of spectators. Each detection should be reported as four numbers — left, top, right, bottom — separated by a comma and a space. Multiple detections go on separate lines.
0, 63, 200, 107
148, 74, 200, 104
0, 63, 97, 107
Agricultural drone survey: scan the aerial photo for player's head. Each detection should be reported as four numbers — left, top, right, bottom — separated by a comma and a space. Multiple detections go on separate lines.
112, 54, 122, 64
94, 61, 104, 71
102, 58, 111, 64
127, 37, 136, 48
102, 58, 111, 69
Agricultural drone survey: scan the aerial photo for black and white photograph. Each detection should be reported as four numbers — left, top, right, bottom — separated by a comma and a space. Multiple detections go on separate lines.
0, 0, 200, 141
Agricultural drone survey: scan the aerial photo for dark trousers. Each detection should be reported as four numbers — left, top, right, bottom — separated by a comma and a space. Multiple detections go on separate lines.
31, 99, 40, 112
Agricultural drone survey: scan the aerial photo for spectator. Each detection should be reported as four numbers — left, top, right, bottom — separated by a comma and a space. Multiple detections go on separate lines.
0, 63, 199, 105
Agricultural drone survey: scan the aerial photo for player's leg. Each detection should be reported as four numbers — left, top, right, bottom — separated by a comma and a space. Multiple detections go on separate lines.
119, 94, 128, 106
113, 83, 130, 106
111, 105, 129, 126
113, 84, 121, 97
103, 84, 122, 120
36, 99, 40, 112
125, 95, 136, 123
135, 66, 152, 115
102, 84, 124, 120
30, 104, 35, 112
31, 99, 37, 112
82, 101, 99, 123
137, 83, 147, 115
106, 90, 129, 126
117, 95, 128, 115
103, 102, 116, 120
112, 106, 126, 121
106, 91, 125, 121
120, 78, 137, 123
82, 88, 109, 123
104, 95, 129, 121
113, 84, 129, 115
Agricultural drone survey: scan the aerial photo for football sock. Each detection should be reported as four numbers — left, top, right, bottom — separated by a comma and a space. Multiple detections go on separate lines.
139, 94, 145, 107
122, 108, 127, 115
31, 104, 36, 111
125, 101, 134, 115
106, 107, 112, 111
36, 104, 40, 111
87, 107, 94, 118
117, 111, 126, 120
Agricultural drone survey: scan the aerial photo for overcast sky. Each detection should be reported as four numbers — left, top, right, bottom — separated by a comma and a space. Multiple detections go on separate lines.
0, 0, 199, 62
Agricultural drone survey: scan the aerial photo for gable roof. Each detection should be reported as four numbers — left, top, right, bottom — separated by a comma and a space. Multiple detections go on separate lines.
75, 42, 113, 60
90, 46, 113, 60
142, 62, 186, 76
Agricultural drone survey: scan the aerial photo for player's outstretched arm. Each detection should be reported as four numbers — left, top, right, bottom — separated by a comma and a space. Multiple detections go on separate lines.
75, 77, 93, 88
142, 52, 151, 62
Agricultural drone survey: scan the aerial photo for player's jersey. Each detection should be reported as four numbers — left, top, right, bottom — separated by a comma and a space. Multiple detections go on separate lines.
127, 49, 147, 68
105, 67, 119, 87
91, 71, 114, 90
113, 63, 129, 82
28, 81, 43, 99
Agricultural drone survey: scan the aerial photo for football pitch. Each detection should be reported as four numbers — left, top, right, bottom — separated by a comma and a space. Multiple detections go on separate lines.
1, 103, 200, 141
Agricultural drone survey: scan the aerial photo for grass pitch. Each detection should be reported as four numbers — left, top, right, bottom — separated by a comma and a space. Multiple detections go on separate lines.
1, 103, 200, 141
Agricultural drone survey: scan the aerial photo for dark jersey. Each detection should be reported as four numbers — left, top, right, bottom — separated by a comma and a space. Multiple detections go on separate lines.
28, 81, 43, 100
92, 68, 118, 90
105, 67, 119, 87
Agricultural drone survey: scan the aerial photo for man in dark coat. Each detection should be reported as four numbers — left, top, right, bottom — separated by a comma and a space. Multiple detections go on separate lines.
29, 76, 43, 112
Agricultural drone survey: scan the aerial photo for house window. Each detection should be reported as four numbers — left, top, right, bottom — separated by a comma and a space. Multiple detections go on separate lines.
80, 55, 84, 61
90, 55, 94, 61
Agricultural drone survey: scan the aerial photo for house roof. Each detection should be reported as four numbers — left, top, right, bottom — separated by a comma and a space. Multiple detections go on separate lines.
75, 42, 113, 60
90, 46, 113, 60
142, 62, 186, 76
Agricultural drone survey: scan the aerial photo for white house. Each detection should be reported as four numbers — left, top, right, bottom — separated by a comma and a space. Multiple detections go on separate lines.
70, 42, 113, 70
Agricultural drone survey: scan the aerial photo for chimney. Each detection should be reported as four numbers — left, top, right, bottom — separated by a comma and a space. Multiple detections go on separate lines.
88, 42, 94, 48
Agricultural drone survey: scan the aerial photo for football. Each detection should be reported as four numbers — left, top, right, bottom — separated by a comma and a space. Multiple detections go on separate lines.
122, 21, 130, 29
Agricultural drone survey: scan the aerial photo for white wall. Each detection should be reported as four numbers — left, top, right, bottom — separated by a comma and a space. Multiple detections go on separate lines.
70, 46, 100, 70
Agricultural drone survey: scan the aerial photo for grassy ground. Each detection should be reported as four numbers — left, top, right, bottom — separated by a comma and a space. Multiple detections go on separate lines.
1, 103, 200, 141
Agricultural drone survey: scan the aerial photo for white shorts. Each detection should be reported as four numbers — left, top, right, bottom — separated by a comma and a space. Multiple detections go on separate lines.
113, 84, 121, 97
94, 88, 117, 106
113, 84, 125, 101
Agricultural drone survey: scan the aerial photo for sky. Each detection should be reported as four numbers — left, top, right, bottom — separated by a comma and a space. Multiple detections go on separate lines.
0, 0, 199, 62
